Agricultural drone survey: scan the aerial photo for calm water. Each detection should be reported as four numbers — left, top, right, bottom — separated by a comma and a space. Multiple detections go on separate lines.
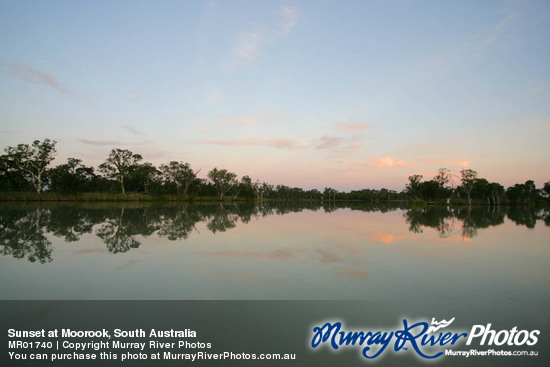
1, 202, 548, 303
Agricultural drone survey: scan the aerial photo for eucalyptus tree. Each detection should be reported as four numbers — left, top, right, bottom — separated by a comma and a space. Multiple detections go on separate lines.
506, 180, 539, 206
460, 169, 478, 206
405, 174, 423, 199
3, 138, 57, 194
237, 175, 255, 199
0, 154, 32, 191
160, 161, 200, 197
323, 187, 338, 202
98, 148, 143, 195
254, 181, 273, 201
207, 167, 238, 201
434, 168, 451, 187
130, 162, 160, 194
49, 158, 95, 193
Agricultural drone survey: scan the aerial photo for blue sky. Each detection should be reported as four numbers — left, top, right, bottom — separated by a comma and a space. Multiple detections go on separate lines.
1, 0, 549, 190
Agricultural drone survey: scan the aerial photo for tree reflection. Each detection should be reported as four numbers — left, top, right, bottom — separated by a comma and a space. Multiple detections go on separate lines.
156, 205, 203, 240
0, 207, 52, 263
404, 206, 507, 239
205, 203, 240, 233
46, 206, 98, 242
1, 202, 547, 263
96, 207, 160, 253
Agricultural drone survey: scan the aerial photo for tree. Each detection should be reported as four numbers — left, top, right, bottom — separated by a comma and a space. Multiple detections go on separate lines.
543, 181, 550, 198
237, 175, 255, 199
160, 161, 200, 197
49, 158, 95, 193
460, 169, 477, 206
419, 180, 440, 201
488, 182, 505, 206
98, 149, 142, 195
0, 154, 32, 191
130, 162, 160, 194
406, 174, 423, 199
434, 168, 451, 187
4, 139, 57, 195
207, 168, 238, 201
506, 180, 540, 206
323, 187, 337, 202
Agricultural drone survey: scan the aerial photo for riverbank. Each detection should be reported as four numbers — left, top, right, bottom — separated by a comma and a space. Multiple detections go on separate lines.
0, 192, 228, 202
1, 191, 547, 207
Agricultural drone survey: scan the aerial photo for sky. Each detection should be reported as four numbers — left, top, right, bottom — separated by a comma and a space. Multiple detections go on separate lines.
1, 0, 549, 191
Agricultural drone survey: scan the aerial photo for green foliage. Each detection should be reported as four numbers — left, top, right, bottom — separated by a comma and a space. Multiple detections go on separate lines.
160, 161, 198, 197
406, 174, 423, 199
3, 139, 57, 194
49, 158, 96, 193
207, 167, 238, 201
1, 140, 549, 207
460, 169, 478, 206
98, 148, 143, 195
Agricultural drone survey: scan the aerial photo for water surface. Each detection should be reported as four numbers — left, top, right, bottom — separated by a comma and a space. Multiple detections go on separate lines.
1, 202, 548, 304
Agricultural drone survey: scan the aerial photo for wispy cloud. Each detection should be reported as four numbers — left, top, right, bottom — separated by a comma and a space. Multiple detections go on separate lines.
233, 31, 265, 62
315, 136, 346, 150
77, 139, 151, 146
336, 122, 371, 132
228, 6, 300, 66
205, 137, 305, 150
204, 139, 258, 147
280, 5, 300, 34
368, 157, 412, 168
484, 10, 515, 46
120, 125, 144, 135
419, 159, 471, 168
267, 138, 303, 149
0, 60, 66, 93
205, 89, 222, 103
314, 135, 364, 156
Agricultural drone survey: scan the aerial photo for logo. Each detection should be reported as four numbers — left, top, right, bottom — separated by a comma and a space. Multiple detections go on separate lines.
310, 318, 540, 361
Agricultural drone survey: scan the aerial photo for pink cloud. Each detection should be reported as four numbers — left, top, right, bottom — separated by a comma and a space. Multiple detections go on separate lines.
205, 138, 304, 150
77, 139, 152, 147
369, 232, 412, 244
316, 136, 346, 150
0, 60, 66, 93
266, 138, 304, 149
204, 139, 258, 147
369, 156, 412, 168
420, 159, 471, 167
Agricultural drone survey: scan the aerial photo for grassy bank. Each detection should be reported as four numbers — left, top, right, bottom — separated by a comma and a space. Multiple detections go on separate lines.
0, 192, 250, 203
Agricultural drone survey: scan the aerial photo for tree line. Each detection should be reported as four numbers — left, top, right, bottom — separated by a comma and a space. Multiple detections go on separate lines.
1, 139, 549, 205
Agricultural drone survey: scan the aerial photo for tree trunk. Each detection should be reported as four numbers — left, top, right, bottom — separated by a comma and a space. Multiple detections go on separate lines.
120, 175, 125, 195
